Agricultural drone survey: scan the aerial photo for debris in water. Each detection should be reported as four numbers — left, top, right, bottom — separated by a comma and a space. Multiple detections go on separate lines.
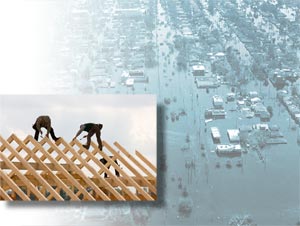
228, 215, 256, 226
164, 98, 171, 105
226, 160, 232, 169
177, 188, 193, 218
200, 143, 205, 150
236, 160, 243, 167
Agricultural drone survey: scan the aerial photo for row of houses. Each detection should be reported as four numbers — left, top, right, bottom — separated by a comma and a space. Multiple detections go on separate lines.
211, 127, 240, 144
211, 122, 287, 157
205, 95, 226, 119
205, 91, 270, 121
237, 91, 271, 121
278, 92, 300, 125
121, 70, 149, 87
210, 127, 241, 157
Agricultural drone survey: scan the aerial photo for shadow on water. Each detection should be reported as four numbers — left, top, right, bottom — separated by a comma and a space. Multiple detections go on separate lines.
6, 104, 167, 209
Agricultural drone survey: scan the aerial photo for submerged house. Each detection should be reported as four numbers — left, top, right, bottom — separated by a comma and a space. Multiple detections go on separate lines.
212, 95, 224, 109
215, 144, 242, 157
211, 127, 221, 143
227, 129, 240, 143
192, 64, 205, 76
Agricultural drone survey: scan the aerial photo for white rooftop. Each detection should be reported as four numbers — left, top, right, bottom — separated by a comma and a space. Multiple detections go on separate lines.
215, 52, 225, 57
192, 65, 205, 71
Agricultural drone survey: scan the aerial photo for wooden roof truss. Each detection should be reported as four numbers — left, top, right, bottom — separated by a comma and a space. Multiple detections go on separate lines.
0, 134, 156, 201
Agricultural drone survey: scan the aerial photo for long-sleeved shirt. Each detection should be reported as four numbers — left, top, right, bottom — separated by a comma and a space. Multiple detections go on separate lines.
34, 115, 51, 135
74, 123, 95, 138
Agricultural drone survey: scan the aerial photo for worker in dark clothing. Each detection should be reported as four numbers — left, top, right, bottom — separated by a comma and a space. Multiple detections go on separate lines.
32, 115, 60, 141
100, 157, 120, 178
73, 123, 103, 150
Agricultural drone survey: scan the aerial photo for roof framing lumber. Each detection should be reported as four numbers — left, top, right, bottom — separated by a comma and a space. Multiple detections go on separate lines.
0, 134, 156, 201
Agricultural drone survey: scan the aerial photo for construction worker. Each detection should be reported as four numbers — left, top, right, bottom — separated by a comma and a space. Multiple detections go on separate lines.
73, 123, 103, 150
32, 115, 60, 141
100, 157, 120, 178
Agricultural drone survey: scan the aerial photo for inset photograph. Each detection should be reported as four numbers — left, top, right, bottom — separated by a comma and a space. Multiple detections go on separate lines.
0, 95, 156, 201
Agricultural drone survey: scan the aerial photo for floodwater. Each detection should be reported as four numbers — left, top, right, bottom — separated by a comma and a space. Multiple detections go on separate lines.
2, 0, 299, 225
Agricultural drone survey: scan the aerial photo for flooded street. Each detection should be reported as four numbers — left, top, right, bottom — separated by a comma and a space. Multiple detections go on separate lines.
1, 0, 300, 225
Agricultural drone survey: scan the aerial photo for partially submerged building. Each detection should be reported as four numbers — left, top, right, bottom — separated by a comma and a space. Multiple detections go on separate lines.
215, 144, 242, 157
192, 64, 205, 76
227, 129, 240, 143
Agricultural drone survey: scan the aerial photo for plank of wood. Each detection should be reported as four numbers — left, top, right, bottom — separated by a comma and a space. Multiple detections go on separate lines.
0, 135, 47, 201
66, 142, 119, 180
4, 175, 156, 188
0, 186, 13, 201
70, 139, 139, 201
42, 136, 108, 201
0, 169, 30, 201
135, 150, 157, 173
103, 141, 157, 196
3, 135, 17, 162
23, 135, 80, 201
10, 134, 64, 201
28, 136, 95, 201
0, 161, 75, 171
60, 139, 123, 201
25, 136, 80, 200
98, 141, 155, 200
114, 142, 155, 179
0, 133, 156, 201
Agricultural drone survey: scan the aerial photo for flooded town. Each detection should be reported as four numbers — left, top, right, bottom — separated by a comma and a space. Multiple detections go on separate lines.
2, 0, 300, 225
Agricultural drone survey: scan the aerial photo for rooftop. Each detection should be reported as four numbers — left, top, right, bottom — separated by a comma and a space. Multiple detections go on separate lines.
0, 134, 156, 201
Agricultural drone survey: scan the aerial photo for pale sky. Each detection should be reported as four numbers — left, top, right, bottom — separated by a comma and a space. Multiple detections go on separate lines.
0, 95, 156, 165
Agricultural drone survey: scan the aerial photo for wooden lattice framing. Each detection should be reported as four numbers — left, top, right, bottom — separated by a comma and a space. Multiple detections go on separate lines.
0, 134, 156, 201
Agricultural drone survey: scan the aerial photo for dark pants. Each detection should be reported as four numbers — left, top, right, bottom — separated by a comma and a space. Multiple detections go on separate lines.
100, 157, 120, 178
83, 125, 103, 150
34, 127, 59, 141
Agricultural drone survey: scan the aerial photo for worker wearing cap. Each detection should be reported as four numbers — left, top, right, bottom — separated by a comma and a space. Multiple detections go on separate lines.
73, 123, 103, 150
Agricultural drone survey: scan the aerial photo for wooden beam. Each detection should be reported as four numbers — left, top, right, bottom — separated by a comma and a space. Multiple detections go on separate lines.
24, 136, 80, 201
0, 161, 76, 171
1, 135, 26, 180
81, 144, 146, 201
28, 136, 95, 201
114, 142, 155, 179
4, 175, 156, 188
41, 136, 107, 201
22, 135, 80, 201
3, 135, 18, 162
135, 150, 157, 173
0, 135, 47, 201
9, 134, 64, 201
59, 139, 122, 201
103, 141, 157, 196
0, 134, 156, 201
96, 141, 155, 200
72, 139, 141, 201
0, 170, 30, 201
0, 186, 13, 201
96, 155, 118, 175
63, 141, 119, 180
